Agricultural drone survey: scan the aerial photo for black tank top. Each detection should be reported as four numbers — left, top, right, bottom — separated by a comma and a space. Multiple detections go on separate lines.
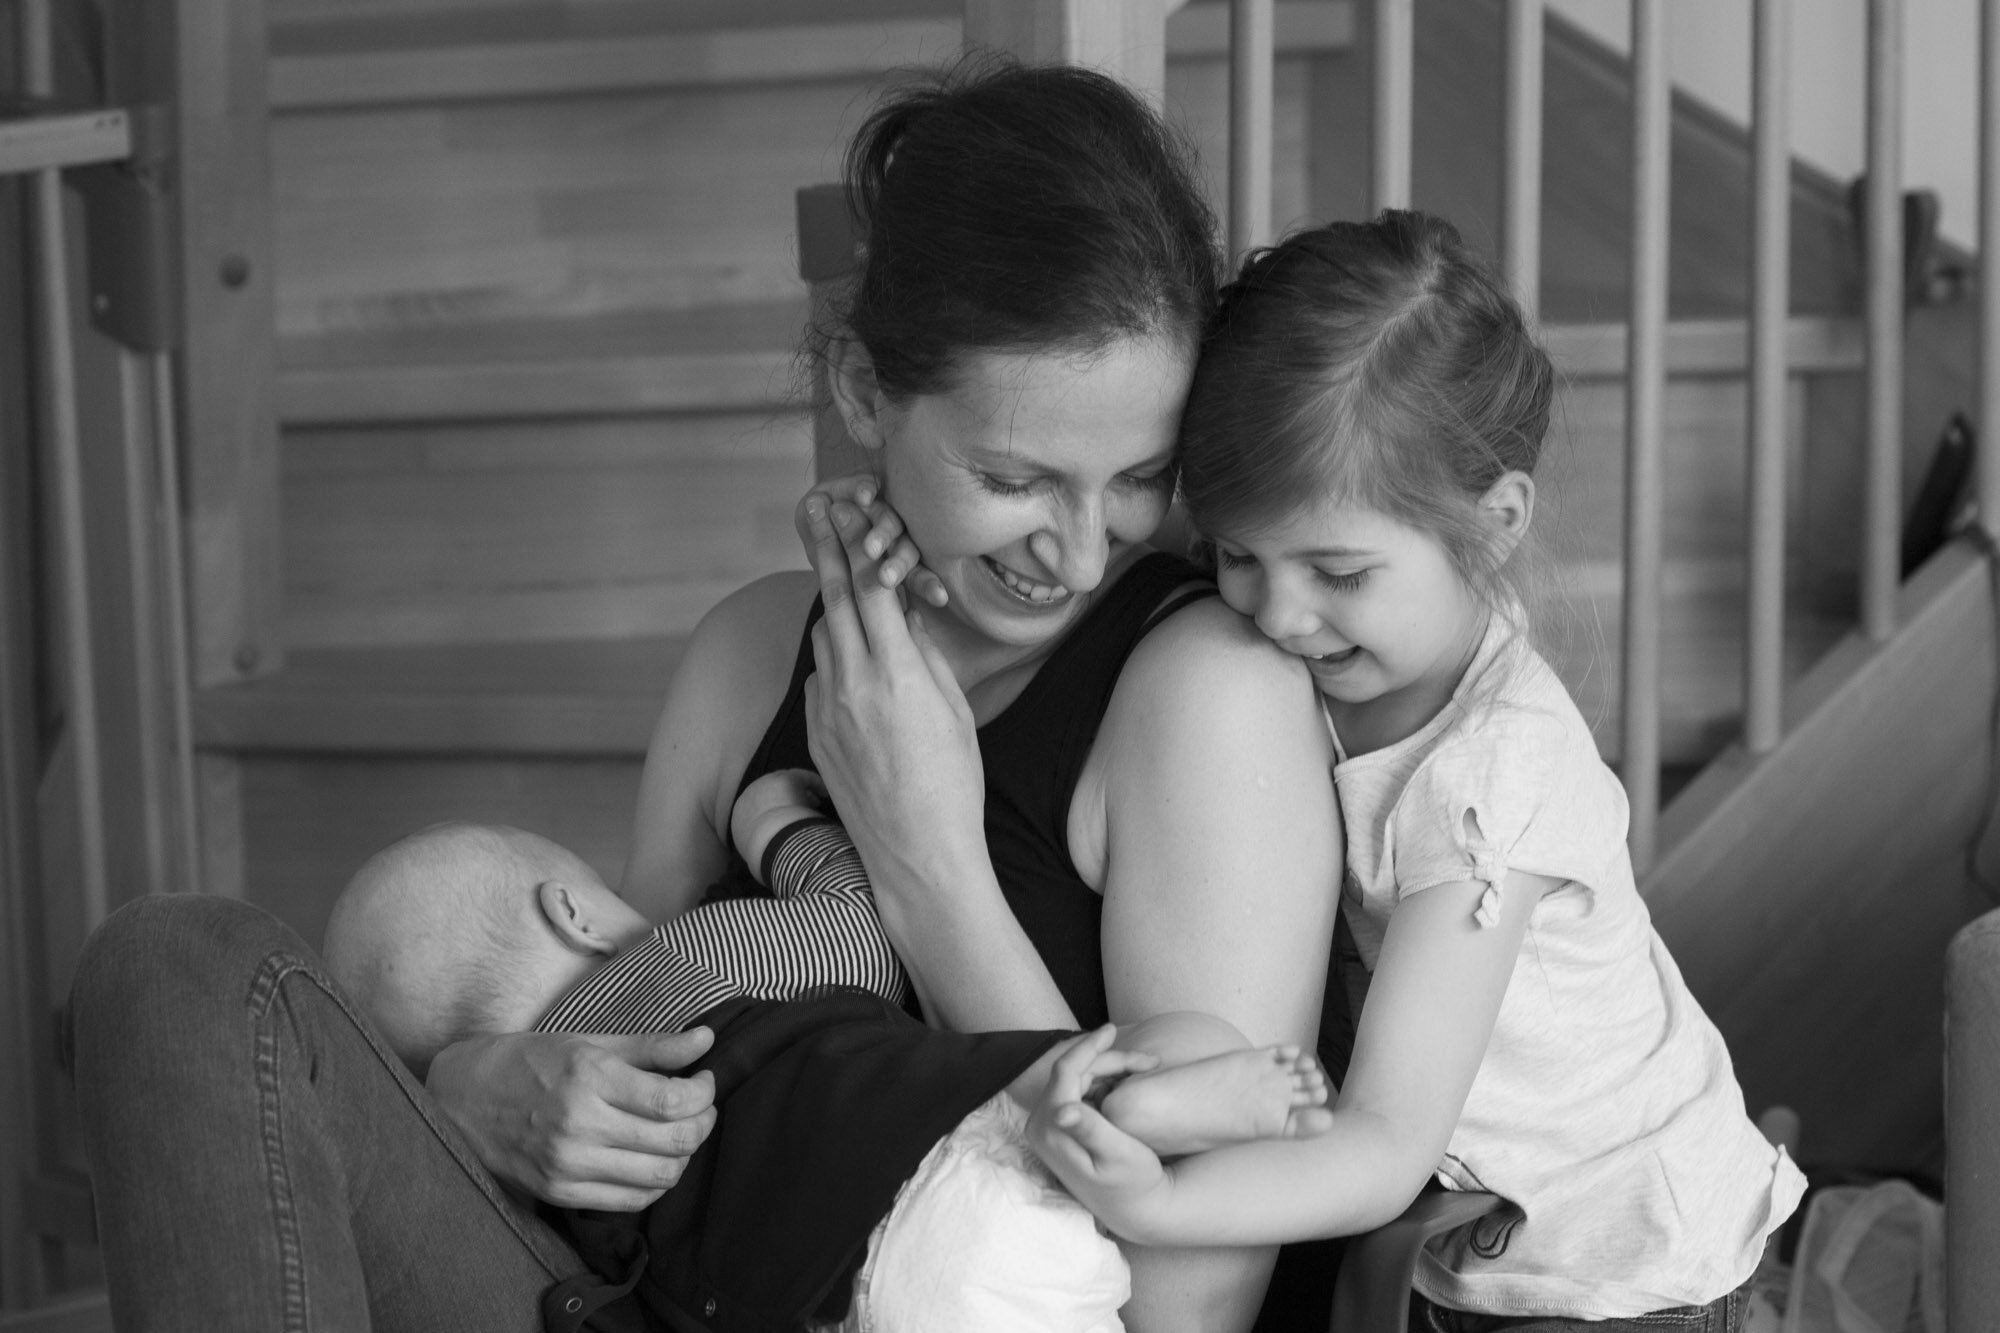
709, 551, 1213, 1027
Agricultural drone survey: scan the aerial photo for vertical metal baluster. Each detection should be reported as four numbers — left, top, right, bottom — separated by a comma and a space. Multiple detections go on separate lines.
151, 359, 201, 894
1503, 0, 1544, 322
1745, 0, 1792, 753
1229, 0, 1275, 263
1622, 0, 1670, 870
23, 0, 111, 928
1981, 0, 2000, 542
1863, 0, 1904, 639
1373, 0, 1415, 211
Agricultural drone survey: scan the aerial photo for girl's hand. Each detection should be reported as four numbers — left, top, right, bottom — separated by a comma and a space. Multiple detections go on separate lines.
425, 1028, 718, 1211
799, 494, 986, 881
1026, 1025, 1171, 1237
794, 474, 948, 608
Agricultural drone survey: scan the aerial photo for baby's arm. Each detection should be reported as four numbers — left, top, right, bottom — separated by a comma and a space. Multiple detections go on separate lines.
1008, 1012, 1330, 1161
731, 769, 863, 902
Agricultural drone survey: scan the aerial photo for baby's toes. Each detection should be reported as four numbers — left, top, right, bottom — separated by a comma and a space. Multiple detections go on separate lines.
1284, 1106, 1336, 1139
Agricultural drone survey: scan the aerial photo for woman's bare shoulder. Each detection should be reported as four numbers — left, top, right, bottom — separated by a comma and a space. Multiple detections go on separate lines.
1115, 592, 1324, 724
679, 571, 820, 697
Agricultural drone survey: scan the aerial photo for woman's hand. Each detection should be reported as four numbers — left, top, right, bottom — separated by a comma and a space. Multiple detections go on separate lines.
426, 1028, 718, 1211
793, 474, 947, 608
800, 494, 986, 874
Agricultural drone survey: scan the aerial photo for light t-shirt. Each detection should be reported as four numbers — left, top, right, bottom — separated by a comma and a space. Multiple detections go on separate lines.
1329, 617, 1806, 1319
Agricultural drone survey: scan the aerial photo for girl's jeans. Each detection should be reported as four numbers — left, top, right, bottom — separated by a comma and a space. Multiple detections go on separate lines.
66, 894, 588, 1332
1409, 1281, 1750, 1332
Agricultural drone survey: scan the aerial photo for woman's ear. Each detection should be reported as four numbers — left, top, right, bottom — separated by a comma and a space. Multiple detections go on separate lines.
536, 881, 622, 957
827, 337, 889, 452
1479, 471, 1535, 561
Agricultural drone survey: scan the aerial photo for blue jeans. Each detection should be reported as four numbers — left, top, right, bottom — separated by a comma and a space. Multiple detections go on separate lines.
1409, 1280, 1750, 1332
66, 894, 587, 1332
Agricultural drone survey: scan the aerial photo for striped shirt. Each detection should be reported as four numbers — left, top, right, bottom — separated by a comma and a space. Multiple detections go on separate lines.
535, 819, 910, 1037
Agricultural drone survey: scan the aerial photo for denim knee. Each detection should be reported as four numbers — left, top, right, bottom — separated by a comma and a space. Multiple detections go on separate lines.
66, 895, 317, 1071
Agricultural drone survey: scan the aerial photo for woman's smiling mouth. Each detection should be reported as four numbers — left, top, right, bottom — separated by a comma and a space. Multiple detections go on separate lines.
982, 556, 1071, 606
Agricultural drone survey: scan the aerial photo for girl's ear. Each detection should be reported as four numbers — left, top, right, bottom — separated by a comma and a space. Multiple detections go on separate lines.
827, 337, 889, 452
1479, 471, 1535, 561
536, 881, 622, 957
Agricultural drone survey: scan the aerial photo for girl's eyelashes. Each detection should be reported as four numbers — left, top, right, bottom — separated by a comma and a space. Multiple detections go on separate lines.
1314, 568, 1368, 593
1211, 547, 1254, 570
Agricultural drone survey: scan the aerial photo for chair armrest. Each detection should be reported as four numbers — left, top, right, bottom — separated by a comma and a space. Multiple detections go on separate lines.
1329, 1189, 1505, 1333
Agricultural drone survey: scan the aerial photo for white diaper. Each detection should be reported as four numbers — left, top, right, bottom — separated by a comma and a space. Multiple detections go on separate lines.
844, 1091, 1130, 1333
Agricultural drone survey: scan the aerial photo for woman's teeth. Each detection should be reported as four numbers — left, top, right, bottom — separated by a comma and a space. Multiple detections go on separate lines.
984, 557, 1068, 605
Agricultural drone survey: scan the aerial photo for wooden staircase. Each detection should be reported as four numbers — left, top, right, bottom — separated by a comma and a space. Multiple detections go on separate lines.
165, 0, 1999, 1164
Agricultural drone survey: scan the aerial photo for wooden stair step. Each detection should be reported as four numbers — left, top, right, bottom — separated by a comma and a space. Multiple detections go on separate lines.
276, 300, 808, 425
195, 636, 687, 756
276, 309, 1864, 429
267, 1, 1356, 112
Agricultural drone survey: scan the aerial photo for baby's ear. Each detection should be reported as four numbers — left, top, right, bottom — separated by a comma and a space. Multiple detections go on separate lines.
536, 880, 622, 956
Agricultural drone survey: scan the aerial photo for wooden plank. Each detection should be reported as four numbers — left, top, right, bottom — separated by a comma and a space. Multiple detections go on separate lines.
195, 754, 245, 899
195, 637, 685, 755
177, 0, 285, 684
0, 1291, 110, 1333
0, 111, 129, 177
268, 2, 1352, 110
1543, 316, 1863, 380
1646, 543, 1996, 1168
239, 755, 646, 951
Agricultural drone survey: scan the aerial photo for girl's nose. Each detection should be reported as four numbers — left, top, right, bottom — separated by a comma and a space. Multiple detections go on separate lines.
1254, 581, 1319, 642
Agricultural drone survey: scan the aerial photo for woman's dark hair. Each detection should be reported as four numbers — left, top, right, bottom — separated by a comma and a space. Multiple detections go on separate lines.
827, 58, 1220, 399
1179, 210, 1556, 615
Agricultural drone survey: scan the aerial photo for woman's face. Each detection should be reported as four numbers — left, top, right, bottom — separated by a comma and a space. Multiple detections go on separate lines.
866, 334, 1193, 659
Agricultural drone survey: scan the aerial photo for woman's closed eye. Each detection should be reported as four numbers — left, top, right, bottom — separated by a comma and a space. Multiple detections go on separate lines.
1119, 467, 1176, 494
974, 471, 1039, 498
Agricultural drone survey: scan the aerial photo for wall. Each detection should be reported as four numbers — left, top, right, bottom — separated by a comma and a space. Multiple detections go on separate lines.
1551, 0, 1981, 250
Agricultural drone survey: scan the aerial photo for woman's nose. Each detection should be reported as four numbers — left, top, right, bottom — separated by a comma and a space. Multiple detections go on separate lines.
1029, 496, 1110, 592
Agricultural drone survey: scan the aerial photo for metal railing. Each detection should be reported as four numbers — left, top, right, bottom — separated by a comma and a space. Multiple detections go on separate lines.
1223, 0, 1993, 870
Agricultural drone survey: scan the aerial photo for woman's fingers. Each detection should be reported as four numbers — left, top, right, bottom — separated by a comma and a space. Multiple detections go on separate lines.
826, 500, 918, 653
804, 496, 867, 668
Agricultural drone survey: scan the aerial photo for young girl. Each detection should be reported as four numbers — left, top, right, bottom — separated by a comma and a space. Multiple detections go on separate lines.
1021, 210, 1807, 1330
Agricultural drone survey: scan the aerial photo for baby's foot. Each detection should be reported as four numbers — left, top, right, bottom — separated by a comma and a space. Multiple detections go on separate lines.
1098, 1046, 1330, 1158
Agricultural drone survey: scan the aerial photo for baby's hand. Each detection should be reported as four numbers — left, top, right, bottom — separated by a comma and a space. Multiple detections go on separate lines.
793, 475, 948, 607
1026, 1026, 1171, 1238
731, 769, 828, 882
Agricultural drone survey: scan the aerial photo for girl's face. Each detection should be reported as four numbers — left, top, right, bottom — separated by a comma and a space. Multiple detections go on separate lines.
1211, 498, 1487, 744
863, 334, 1192, 661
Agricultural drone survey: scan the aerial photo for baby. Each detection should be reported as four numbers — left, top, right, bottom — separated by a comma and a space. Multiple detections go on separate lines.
322, 771, 1329, 1333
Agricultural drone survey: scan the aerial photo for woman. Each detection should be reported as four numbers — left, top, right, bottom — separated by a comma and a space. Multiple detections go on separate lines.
66, 61, 1339, 1332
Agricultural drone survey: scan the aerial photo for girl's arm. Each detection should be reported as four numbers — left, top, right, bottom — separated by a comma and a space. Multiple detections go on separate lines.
1032, 869, 1558, 1248
429, 574, 814, 1206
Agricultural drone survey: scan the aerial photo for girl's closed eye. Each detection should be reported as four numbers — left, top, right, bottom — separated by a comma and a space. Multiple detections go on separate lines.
1212, 546, 1255, 571
1314, 568, 1369, 593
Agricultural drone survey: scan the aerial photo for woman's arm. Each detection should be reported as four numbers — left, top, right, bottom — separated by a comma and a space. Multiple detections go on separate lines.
1079, 599, 1343, 1333
1031, 870, 1557, 1248
797, 498, 1079, 1029
428, 572, 816, 1205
